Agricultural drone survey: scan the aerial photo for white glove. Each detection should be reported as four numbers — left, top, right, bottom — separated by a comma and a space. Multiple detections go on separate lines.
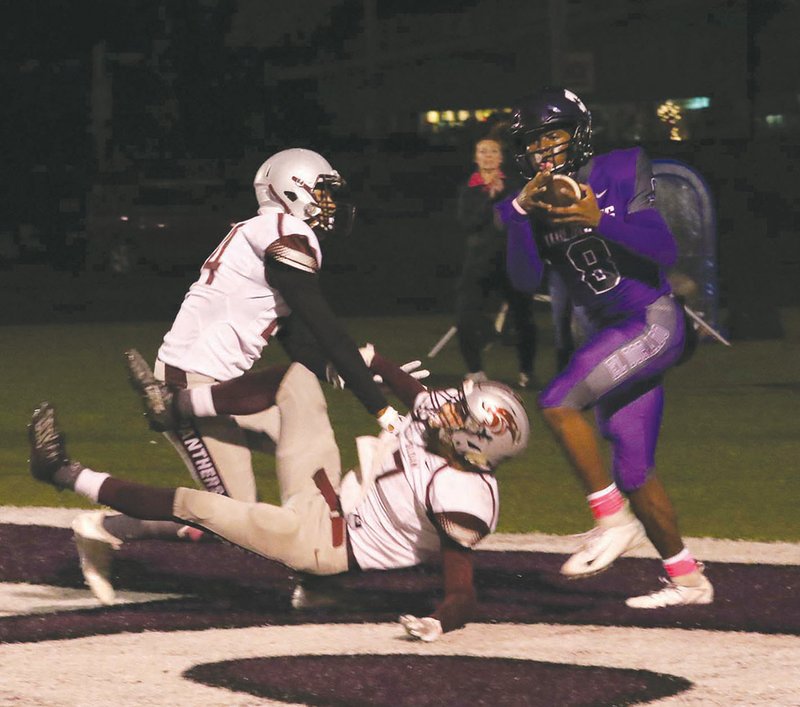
327, 344, 377, 390
399, 614, 443, 642
373, 359, 431, 384
376, 405, 403, 434
326, 343, 430, 390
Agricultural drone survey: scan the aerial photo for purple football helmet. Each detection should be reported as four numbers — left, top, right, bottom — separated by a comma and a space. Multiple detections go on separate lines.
510, 87, 593, 178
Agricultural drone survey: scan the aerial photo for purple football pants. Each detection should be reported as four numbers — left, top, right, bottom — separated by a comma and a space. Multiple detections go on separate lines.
538, 295, 686, 491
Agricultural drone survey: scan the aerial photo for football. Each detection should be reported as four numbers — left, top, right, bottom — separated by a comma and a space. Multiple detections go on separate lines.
539, 174, 582, 207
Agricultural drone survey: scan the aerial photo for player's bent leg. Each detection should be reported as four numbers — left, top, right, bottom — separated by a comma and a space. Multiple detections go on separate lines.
173, 487, 349, 575
541, 299, 685, 579
539, 405, 647, 578
233, 405, 281, 445
540, 407, 610, 494
165, 415, 257, 502
274, 363, 342, 503
625, 475, 683, 559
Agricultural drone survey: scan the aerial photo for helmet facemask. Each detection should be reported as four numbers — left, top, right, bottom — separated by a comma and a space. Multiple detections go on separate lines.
307, 174, 356, 237
517, 123, 574, 177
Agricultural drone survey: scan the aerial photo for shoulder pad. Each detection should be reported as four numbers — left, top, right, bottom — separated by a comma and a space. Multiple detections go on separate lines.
265, 233, 319, 273
434, 511, 490, 548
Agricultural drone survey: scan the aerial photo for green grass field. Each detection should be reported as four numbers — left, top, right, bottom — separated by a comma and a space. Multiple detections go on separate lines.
2, 309, 799, 542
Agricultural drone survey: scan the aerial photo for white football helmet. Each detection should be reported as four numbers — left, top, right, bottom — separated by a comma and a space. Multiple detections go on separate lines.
419, 380, 530, 472
253, 148, 354, 235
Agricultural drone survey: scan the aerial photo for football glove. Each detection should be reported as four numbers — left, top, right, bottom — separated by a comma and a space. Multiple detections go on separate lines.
399, 614, 443, 642
376, 405, 403, 434
374, 359, 430, 384
326, 344, 430, 390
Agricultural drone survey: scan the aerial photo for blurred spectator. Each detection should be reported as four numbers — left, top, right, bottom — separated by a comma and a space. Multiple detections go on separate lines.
455, 136, 538, 388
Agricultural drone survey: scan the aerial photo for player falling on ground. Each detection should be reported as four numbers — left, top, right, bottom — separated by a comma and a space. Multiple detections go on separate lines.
69, 148, 427, 601
497, 86, 712, 608
29, 351, 530, 642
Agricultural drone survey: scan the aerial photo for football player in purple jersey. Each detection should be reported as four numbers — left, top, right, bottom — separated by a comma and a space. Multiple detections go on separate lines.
496, 87, 713, 608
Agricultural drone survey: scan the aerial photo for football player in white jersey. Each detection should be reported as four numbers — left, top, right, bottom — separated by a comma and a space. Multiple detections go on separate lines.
30, 351, 529, 641
68, 148, 422, 600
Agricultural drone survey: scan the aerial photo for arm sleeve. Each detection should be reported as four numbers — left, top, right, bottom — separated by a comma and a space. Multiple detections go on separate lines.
430, 539, 477, 633
265, 260, 389, 415
495, 197, 544, 294
596, 150, 677, 268
275, 314, 329, 379
369, 352, 427, 409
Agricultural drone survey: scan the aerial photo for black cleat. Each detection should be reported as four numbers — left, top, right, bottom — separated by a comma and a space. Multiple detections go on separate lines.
29, 402, 71, 485
124, 349, 178, 432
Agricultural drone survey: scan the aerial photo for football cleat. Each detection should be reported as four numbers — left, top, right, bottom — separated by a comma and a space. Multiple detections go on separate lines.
28, 402, 72, 486
125, 349, 177, 432
72, 511, 122, 606
625, 571, 714, 609
560, 518, 647, 578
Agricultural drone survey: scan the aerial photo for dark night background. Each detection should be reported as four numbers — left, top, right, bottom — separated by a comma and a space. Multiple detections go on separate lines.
1, 0, 797, 337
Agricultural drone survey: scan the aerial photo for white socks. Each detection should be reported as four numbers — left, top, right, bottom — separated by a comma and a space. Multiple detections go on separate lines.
189, 386, 217, 417
73, 468, 110, 503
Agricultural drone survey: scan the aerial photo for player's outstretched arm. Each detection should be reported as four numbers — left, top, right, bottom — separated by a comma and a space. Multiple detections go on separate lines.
401, 539, 477, 641
266, 261, 389, 416
368, 349, 428, 409
400, 510, 487, 642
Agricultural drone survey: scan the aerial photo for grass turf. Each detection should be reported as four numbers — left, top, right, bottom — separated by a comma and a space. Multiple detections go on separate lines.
2, 309, 798, 542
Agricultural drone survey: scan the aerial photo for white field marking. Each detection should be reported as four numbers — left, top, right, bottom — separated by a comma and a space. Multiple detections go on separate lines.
1, 508, 799, 706
0, 623, 798, 707
4, 506, 799, 565
0, 583, 181, 617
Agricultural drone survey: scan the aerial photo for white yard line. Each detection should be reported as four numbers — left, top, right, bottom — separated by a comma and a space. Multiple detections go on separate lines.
0, 583, 180, 617
4, 505, 799, 565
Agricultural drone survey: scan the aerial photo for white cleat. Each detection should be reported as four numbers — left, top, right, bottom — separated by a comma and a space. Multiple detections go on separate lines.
72, 511, 122, 605
560, 518, 647, 578
625, 573, 714, 609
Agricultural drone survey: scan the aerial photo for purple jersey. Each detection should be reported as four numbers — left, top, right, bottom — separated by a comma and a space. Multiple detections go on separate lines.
498, 147, 677, 323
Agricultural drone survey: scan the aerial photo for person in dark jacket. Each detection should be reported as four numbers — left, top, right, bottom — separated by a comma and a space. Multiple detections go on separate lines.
455, 136, 538, 388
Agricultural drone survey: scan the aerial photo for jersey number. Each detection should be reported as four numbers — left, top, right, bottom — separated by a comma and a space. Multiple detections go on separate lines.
566, 236, 621, 294
202, 224, 241, 284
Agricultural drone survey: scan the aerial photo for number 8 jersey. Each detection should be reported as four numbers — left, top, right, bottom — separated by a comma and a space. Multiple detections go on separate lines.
501, 147, 678, 323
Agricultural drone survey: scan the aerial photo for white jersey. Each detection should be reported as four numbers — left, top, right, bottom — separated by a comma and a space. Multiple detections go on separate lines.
157, 206, 322, 381
345, 391, 499, 571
